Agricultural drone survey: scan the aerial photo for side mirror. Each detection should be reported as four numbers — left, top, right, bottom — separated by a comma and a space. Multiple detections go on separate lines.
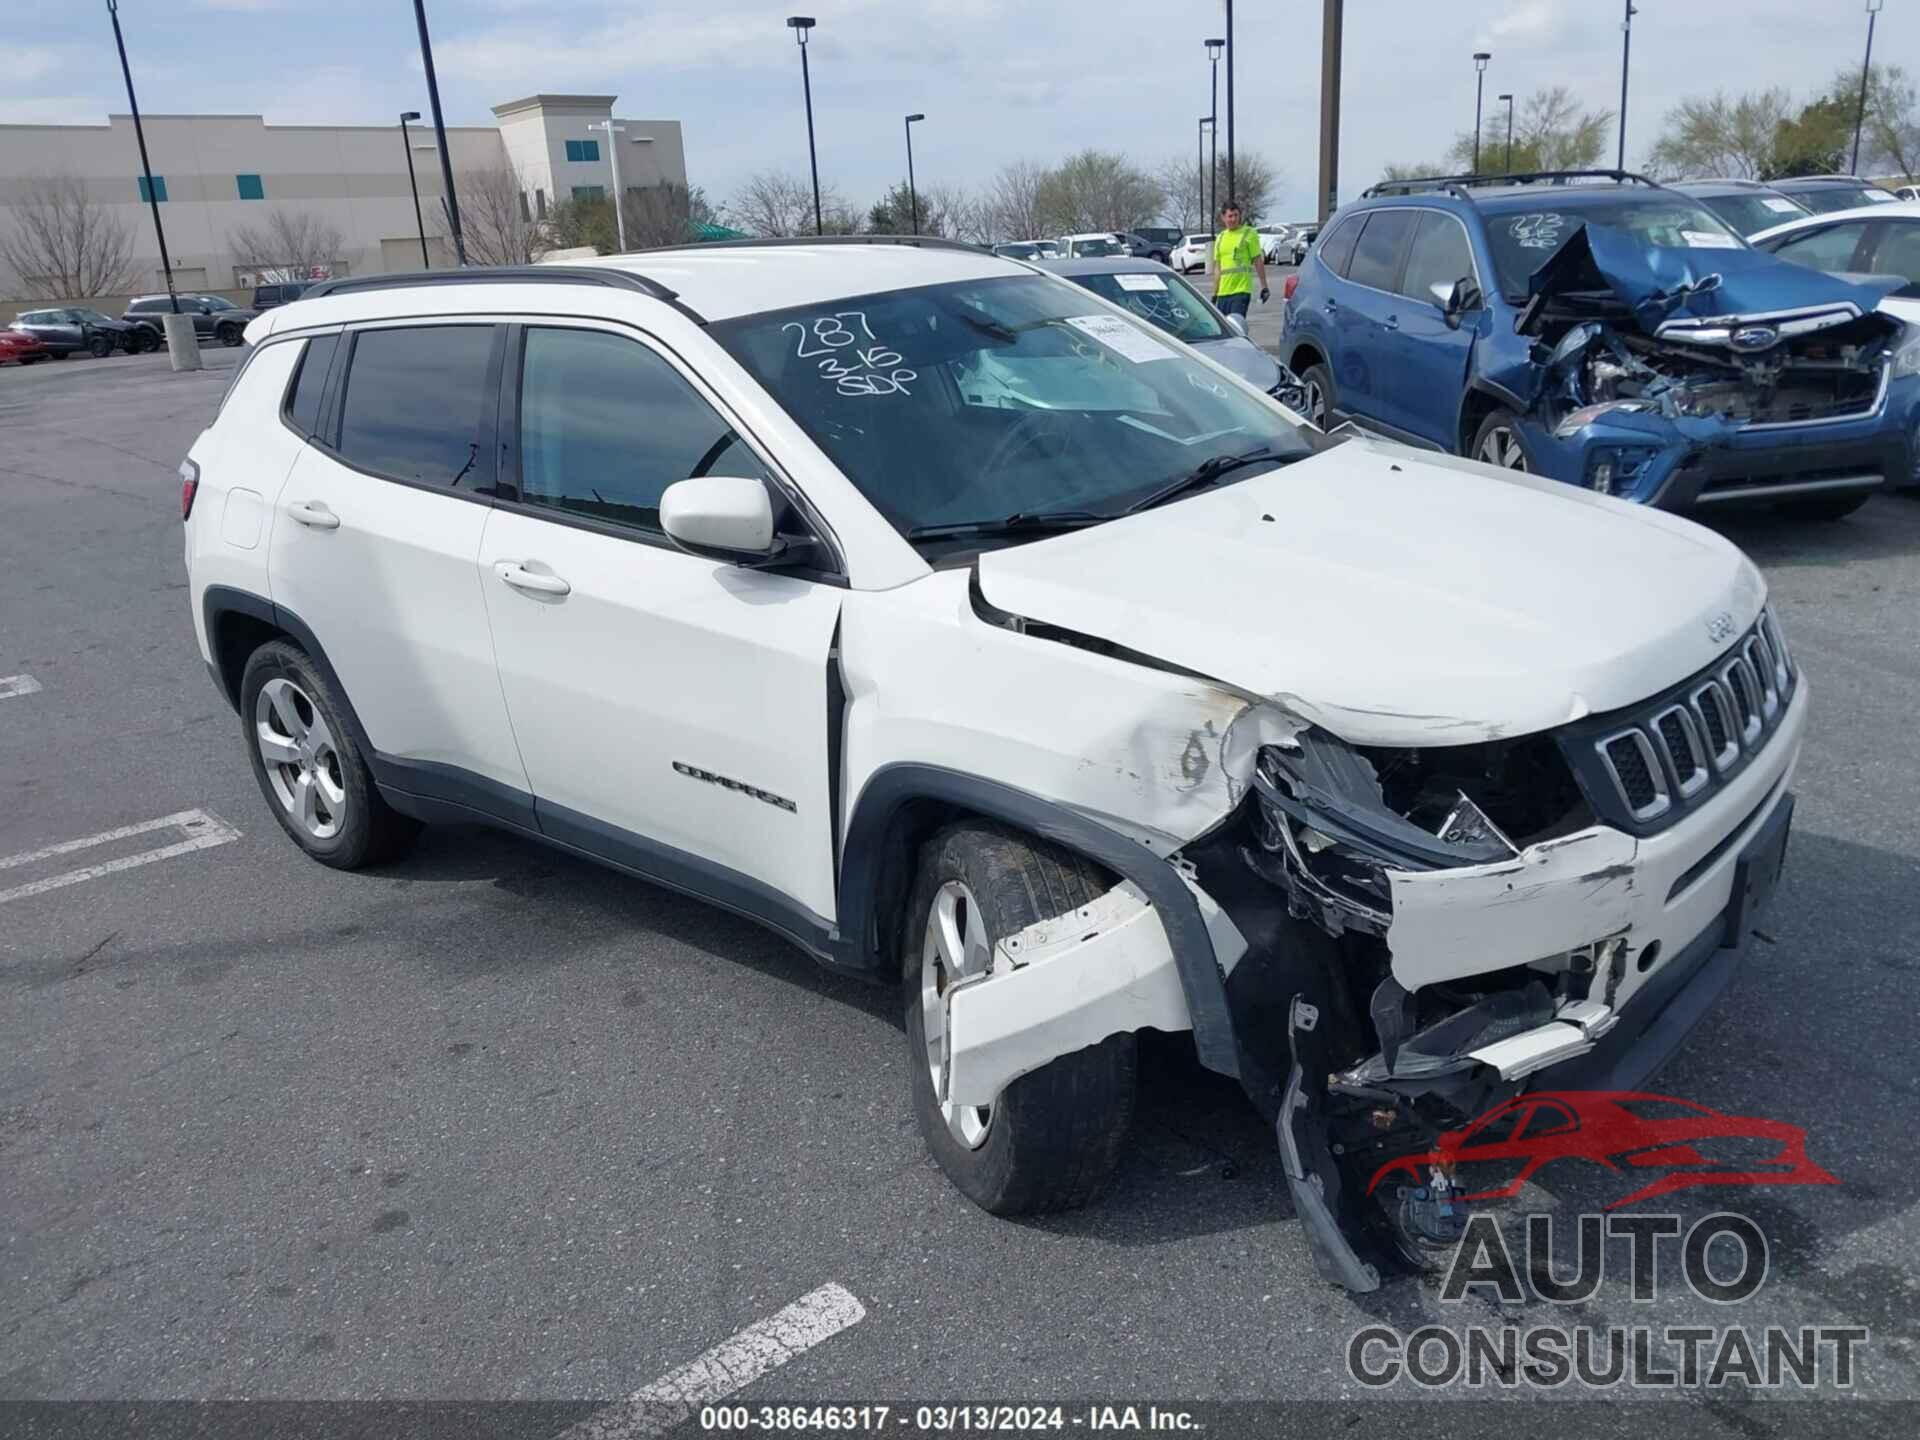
1224, 313, 1248, 336
1430, 277, 1482, 327
660, 475, 785, 563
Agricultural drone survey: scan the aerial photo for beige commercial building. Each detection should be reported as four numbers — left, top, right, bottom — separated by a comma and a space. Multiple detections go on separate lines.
0, 94, 687, 300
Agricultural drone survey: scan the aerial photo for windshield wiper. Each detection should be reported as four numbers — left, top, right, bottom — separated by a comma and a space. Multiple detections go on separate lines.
1121, 447, 1295, 515
906, 509, 1109, 542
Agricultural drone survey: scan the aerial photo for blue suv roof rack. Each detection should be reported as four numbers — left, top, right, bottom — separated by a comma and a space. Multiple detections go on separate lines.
1361, 169, 1664, 200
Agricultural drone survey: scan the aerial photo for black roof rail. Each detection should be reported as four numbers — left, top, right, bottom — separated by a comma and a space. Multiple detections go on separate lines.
298, 264, 705, 323
638, 233, 992, 256
1363, 168, 1666, 201
1776, 173, 1886, 184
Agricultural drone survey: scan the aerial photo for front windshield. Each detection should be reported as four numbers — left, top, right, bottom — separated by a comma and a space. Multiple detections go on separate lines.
1698, 191, 1808, 237
1071, 238, 1126, 256
1484, 196, 1744, 298
711, 275, 1319, 544
1066, 270, 1227, 343
204, 296, 236, 310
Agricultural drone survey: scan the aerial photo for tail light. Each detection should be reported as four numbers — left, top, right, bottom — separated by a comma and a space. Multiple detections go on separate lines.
1283, 273, 1300, 301
179, 459, 200, 520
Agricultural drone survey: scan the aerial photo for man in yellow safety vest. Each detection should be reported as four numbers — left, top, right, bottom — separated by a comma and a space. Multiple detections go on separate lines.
1208, 201, 1269, 321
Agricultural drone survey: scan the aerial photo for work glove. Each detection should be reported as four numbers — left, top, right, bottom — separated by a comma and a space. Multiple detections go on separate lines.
1260, 287, 1271, 303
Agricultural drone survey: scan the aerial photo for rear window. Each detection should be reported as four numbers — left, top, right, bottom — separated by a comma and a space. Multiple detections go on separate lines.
335, 326, 497, 488
1345, 211, 1418, 290
128, 299, 160, 313
283, 333, 339, 437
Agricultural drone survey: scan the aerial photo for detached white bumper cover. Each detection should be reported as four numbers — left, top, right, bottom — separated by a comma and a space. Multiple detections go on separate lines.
944, 877, 1241, 1108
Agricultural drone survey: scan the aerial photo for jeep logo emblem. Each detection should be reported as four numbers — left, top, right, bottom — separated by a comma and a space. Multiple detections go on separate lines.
1706, 610, 1736, 643
1729, 325, 1779, 353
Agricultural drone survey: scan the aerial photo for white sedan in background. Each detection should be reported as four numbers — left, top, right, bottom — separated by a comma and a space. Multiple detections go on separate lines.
1169, 233, 1212, 272
1750, 199, 1920, 323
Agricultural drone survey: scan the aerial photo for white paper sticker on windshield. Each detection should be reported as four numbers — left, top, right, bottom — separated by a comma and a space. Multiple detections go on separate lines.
1114, 273, 1168, 291
1762, 197, 1802, 213
1682, 230, 1740, 249
1508, 213, 1568, 249
1063, 313, 1177, 363
1865, 190, 1897, 202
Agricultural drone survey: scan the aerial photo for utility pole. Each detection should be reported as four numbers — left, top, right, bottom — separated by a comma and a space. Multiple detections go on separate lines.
787, 17, 823, 235
1318, 0, 1342, 223
412, 0, 465, 264
1196, 118, 1208, 232
593, 120, 628, 251
1499, 94, 1515, 173
1852, 0, 1885, 177
105, 1, 177, 313
1617, 1, 1638, 171
1205, 39, 1224, 224
1224, 0, 1237, 205
400, 113, 430, 268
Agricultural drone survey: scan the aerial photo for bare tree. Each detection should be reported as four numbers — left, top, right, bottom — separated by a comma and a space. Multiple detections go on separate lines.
730, 170, 857, 237
0, 173, 139, 298
1443, 86, 1612, 174
1847, 62, 1920, 180
982, 160, 1050, 242
1157, 155, 1205, 232
450, 164, 545, 266
1035, 150, 1162, 236
1648, 89, 1794, 180
229, 207, 347, 278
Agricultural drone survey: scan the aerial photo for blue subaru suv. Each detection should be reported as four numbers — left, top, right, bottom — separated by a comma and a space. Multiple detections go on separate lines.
1283, 170, 1920, 518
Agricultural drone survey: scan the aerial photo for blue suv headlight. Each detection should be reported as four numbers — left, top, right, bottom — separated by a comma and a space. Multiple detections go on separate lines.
1554, 400, 1651, 438
1894, 326, 1920, 379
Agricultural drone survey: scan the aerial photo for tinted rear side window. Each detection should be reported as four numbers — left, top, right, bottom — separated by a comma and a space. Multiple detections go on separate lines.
1345, 211, 1417, 291
1316, 214, 1364, 277
284, 333, 339, 437
336, 326, 496, 487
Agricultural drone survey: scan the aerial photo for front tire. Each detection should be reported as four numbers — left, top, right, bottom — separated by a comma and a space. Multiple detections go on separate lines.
1471, 408, 1533, 473
217, 322, 242, 347
239, 640, 420, 869
903, 822, 1136, 1216
86, 334, 112, 359
1299, 362, 1336, 430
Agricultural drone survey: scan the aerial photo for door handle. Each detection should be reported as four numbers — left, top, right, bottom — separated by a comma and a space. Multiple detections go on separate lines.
1384, 315, 1400, 331
287, 500, 340, 530
495, 562, 571, 597
1322, 298, 1339, 313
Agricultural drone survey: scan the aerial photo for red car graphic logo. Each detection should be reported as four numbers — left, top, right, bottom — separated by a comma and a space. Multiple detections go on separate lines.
1368, 1091, 1838, 1210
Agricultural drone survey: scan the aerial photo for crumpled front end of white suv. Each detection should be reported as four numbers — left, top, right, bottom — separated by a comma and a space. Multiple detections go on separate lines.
849, 450, 1808, 1290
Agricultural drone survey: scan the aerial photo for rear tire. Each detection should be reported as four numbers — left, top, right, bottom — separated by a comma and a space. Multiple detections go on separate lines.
239, 640, 420, 869
904, 822, 1136, 1215
1775, 494, 1869, 522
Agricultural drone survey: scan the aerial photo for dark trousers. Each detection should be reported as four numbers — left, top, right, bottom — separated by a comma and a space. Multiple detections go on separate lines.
1214, 292, 1252, 318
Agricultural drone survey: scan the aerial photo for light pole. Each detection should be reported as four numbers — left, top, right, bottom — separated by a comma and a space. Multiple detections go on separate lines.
1318, 0, 1343, 223
1472, 52, 1491, 175
105, 1, 177, 313
903, 113, 924, 234
1224, 1, 1237, 205
1851, 0, 1885, 177
1498, 93, 1514, 173
787, 17, 823, 235
593, 119, 628, 251
1205, 38, 1224, 224
1196, 117, 1213, 231
399, 112, 430, 268
1617, 1, 1637, 171
412, 0, 464, 264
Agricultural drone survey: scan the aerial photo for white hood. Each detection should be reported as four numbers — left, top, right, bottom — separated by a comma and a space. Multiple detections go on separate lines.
976, 438, 1766, 747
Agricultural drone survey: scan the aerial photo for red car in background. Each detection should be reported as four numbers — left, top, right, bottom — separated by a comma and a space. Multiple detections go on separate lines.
0, 330, 50, 365
1369, 1091, 1838, 1210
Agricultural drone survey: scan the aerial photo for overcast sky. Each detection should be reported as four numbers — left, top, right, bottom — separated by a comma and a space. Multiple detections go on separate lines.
8, 0, 1911, 222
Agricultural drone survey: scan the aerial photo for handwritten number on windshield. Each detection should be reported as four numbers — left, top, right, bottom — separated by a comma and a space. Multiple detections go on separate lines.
784, 311, 918, 397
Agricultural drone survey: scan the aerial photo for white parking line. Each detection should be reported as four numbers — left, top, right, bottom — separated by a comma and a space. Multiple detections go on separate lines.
558, 1283, 867, 1440
0, 809, 241, 905
0, 674, 43, 699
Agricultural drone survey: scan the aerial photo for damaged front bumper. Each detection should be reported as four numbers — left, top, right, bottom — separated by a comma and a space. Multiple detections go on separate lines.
937, 635, 1806, 1293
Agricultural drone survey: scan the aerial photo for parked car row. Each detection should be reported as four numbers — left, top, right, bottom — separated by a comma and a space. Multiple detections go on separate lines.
1281, 168, 1920, 518
5, 284, 313, 366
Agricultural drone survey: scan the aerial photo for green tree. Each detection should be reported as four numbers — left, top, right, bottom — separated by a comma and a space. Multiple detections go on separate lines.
1446, 86, 1613, 175
1770, 95, 1851, 178
1647, 89, 1794, 179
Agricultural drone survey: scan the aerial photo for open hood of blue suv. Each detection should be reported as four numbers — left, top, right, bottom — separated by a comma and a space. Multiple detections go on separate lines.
1520, 221, 1904, 337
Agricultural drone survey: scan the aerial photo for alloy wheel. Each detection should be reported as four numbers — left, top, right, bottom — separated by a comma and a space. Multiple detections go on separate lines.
919, 880, 995, 1149
254, 677, 347, 840
1478, 426, 1529, 472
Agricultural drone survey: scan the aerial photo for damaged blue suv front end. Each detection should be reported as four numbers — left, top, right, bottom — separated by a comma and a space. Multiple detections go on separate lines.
1284, 179, 1920, 512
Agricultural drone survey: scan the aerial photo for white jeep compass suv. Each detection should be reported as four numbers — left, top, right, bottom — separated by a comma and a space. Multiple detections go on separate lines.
185, 239, 1805, 1290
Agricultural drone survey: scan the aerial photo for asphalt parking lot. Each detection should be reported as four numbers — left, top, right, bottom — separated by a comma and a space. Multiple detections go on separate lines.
3, 340, 1919, 1432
